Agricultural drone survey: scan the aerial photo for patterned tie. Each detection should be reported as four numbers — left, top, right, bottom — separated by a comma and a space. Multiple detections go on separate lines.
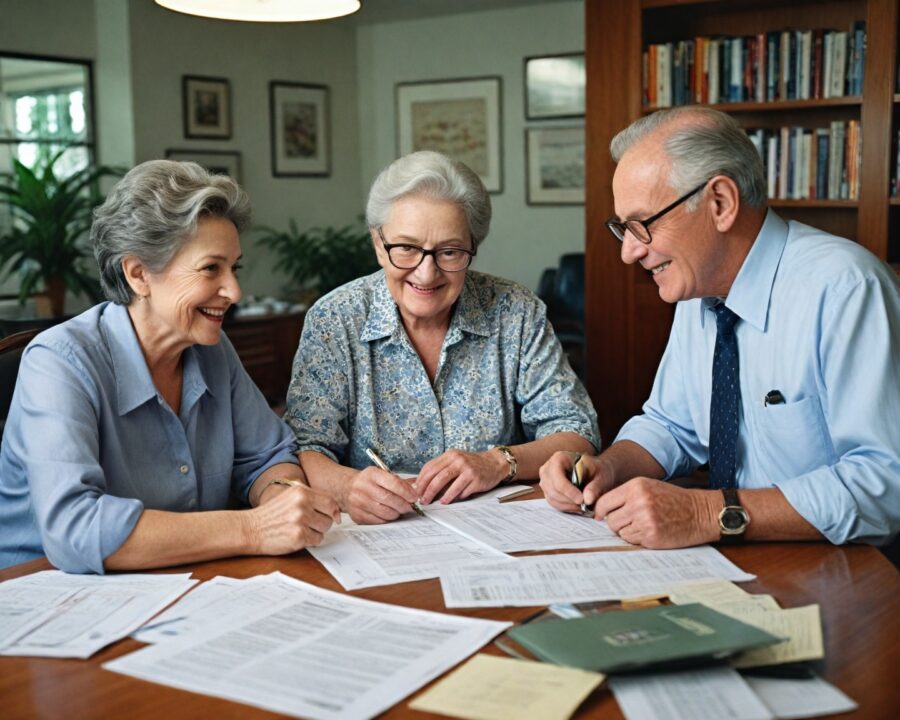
708, 304, 741, 490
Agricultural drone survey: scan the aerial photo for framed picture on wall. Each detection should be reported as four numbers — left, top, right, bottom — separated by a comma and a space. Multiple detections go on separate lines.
395, 76, 503, 193
182, 75, 231, 139
524, 53, 585, 120
525, 126, 584, 205
165, 149, 242, 183
269, 81, 330, 177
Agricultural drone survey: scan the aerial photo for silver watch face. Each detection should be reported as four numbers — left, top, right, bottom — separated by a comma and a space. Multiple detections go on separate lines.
720, 507, 749, 533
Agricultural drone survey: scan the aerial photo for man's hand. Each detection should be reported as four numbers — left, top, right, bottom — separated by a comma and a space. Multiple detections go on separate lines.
246, 484, 341, 555
593, 477, 720, 548
339, 467, 419, 524
539, 451, 615, 513
416, 449, 508, 505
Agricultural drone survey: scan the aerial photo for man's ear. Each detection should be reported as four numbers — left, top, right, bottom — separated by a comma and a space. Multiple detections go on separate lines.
121, 256, 150, 299
707, 175, 740, 233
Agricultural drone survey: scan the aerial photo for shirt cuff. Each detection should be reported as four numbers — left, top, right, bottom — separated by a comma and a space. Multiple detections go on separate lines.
614, 416, 692, 480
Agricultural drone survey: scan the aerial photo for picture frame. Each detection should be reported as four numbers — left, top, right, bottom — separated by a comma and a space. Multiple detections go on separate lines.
395, 76, 503, 193
182, 75, 231, 139
165, 149, 242, 183
524, 53, 585, 120
269, 81, 330, 177
525, 126, 585, 206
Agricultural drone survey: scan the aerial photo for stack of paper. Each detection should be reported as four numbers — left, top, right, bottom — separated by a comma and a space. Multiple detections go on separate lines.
0, 571, 196, 658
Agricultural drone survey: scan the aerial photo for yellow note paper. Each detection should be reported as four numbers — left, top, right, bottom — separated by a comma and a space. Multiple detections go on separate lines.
667, 579, 752, 605
409, 653, 604, 720
729, 604, 824, 667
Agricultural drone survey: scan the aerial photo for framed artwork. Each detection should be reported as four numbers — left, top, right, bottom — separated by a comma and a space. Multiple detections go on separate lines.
182, 75, 231, 139
525, 126, 585, 205
395, 76, 503, 193
164, 149, 242, 183
269, 81, 330, 177
524, 53, 585, 120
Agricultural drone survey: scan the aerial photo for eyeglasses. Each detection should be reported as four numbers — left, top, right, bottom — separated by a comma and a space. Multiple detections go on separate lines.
606, 180, 709, 244
376, 226, 475, 272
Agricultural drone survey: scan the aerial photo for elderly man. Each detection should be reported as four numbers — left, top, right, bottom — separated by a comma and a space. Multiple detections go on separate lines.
541, 107, 900, 549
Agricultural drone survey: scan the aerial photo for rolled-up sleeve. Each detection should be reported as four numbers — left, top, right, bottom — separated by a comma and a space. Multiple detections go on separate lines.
517, 298, 600, 448
12, 344, 143, 574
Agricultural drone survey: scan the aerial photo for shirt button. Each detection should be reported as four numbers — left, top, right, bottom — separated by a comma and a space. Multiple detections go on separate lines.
179, 464, 189, 475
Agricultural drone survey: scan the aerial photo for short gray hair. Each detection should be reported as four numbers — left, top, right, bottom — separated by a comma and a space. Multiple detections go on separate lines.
365, 150, 492, 247
610, 107, 767, 210
92, 159, 251, 304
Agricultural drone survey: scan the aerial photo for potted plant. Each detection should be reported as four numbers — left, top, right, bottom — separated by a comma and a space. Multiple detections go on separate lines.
0, 149, 120, 317
255, 218, 380, 304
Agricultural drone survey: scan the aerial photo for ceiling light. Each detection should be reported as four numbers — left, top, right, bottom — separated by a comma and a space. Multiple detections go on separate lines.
155, 0, 361, 23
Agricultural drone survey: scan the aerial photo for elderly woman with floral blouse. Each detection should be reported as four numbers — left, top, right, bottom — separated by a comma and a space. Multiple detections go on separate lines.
285, 151, 599, 524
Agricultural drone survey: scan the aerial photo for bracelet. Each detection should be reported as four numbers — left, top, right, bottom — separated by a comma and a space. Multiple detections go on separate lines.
492, 446, 518, 483
258, 477, 303, 502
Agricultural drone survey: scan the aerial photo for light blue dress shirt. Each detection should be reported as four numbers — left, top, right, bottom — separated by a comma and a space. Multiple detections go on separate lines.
617, 211, 900, 545
285, 270, 599, 472
0, 302, 298, 573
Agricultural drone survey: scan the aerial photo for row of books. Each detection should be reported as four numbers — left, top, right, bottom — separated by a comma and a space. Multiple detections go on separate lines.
746, 121, 861, 201
644, 22, 866, 107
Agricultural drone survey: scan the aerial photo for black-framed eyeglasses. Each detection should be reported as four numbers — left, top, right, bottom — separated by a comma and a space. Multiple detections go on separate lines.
376, 226, 476, 272
606, 180, 709, 244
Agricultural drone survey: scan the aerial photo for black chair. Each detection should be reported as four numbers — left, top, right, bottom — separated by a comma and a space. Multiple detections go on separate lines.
545, 253, 585, 379
0, 329, 41, 442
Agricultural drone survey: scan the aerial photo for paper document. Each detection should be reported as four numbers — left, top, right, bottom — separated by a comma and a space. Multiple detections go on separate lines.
409, 653, 604, 720
745, 675, 858, 719
440, 546, 755, 608
106, 572, 510, 720
609, 666, 774, 720
426, 498, 630, 552
0, 578, 79, 650
309, 513, 507, 590
729, 605, 824, 668
0, 571, 196, 658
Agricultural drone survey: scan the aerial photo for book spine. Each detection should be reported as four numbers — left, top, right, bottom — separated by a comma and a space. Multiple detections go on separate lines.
816, 129, 830, 199
767, 134, 779, 199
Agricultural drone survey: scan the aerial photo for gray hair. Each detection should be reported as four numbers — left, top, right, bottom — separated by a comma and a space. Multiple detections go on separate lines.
365, 150, 492, 247
91, 159, 252, 304
610, 107, 767, 210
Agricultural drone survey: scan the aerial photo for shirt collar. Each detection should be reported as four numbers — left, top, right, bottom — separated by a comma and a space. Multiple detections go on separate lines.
101, 302, 211, 416
699, 209, 788, 332
359, 271, 493, 343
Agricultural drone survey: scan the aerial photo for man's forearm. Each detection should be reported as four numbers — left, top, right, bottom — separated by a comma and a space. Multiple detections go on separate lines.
601, 440, 667, 486
727, 487, 823, 542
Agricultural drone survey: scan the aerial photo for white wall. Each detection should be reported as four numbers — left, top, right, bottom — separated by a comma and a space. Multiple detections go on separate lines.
356, 1, 585, 292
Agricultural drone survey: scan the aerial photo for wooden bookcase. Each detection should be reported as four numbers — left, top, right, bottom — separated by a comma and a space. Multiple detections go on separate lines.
584, 0, 899, 445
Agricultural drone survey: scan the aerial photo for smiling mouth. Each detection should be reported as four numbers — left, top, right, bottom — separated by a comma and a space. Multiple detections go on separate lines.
649, 261, 671, 276
198, 307, 227, 320
407, 282, 442, 294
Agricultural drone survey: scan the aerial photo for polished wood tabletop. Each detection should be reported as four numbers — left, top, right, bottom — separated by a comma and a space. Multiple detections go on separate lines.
1, 540, 898, 719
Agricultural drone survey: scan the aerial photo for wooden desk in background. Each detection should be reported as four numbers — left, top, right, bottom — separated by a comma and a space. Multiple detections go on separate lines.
224, 311, 305, 406
1, 539, 897, 719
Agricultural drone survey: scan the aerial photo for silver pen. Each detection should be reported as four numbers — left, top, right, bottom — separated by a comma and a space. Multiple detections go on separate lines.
365, 447, 425, 517
570, 453, 587, 513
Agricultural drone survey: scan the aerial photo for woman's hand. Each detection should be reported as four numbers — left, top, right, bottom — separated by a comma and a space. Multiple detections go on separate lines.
416, 449, 508, 505
245, 484, 341, 555
339, 467, 419, 524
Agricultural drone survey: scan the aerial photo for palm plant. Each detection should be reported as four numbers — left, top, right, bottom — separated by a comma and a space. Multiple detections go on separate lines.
0, 149, 121, 316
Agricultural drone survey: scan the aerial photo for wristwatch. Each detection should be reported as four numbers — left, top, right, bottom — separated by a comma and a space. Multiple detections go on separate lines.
718, 488, 750, 542
493, 446, 518, 483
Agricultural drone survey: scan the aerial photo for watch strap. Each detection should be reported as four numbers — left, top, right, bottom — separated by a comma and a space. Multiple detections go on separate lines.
719, 487, 749, 543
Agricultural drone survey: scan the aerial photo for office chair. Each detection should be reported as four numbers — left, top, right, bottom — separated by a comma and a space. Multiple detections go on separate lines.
548, 253, 585, 379
0, 329, 41, 442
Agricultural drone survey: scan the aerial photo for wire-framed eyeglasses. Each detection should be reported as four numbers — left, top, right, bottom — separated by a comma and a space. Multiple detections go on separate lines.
606, 180, 709, 244
376, 226, 475, 272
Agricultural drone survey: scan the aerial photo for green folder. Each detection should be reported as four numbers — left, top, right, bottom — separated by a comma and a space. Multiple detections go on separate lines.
508, 603, 783, 673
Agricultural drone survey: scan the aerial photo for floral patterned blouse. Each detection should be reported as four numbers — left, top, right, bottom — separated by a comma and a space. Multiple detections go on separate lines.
285, 270, 599, 472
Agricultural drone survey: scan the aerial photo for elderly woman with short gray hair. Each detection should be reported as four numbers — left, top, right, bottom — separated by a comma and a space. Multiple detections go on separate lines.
0, 160, 339, 573
286, 150, 599, 524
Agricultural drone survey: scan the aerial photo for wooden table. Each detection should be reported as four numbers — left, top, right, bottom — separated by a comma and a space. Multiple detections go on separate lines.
1, 543, 898, 719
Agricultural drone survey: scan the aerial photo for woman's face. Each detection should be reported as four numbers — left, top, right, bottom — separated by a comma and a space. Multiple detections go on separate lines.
373, 195, 472, 329
141, 215, 243, 350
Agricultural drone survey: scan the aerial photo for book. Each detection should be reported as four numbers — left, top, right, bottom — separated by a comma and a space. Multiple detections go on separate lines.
507, 603, 782, 674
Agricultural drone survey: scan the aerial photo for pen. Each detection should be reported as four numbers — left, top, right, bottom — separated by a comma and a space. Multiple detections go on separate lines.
365, 447, 425, 517
570, 453, 587, 513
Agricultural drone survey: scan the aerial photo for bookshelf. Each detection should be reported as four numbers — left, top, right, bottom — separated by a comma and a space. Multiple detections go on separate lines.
584, 0, 898, 445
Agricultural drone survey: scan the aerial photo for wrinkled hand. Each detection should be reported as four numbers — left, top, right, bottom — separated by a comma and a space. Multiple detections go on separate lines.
247, 484, 341, 555
593, 477, 719, 548
416, 449, 507, 505
539, 451, 614, 513
340, 466, 419, 524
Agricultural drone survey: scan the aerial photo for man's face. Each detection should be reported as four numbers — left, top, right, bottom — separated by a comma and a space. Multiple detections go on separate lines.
612, 138, 729, 303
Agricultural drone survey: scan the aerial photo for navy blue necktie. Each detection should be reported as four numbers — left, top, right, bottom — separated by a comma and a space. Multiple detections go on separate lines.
709, 304, 741, 490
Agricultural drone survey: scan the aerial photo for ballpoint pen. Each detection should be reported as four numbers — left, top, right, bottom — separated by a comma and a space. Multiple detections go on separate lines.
365, 447, 425, 517
570, 453, 587, 513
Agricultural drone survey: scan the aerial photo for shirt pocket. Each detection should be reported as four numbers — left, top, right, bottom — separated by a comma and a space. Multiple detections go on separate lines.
748, 395, 833, 481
